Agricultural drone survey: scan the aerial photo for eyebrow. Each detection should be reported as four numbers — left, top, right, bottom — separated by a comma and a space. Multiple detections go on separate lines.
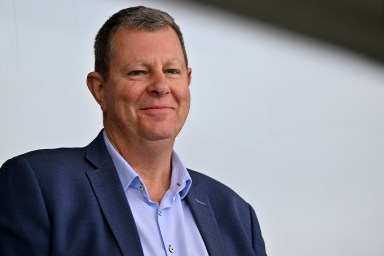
164, 59, 183, 66
122, 59, 185, 70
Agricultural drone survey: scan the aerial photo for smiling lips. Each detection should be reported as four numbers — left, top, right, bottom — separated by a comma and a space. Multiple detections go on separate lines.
140, 105, 174, 115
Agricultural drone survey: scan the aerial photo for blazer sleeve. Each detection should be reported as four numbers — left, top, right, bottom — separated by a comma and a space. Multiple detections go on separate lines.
0, 156, 51, 255
249, 204, 267, 256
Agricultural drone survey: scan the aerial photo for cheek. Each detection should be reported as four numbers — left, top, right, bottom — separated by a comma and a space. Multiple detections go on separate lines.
111, 86, 137, 106
104, 89, 134, 118
185, 94, 191, 110
179, 89, 191, 116
184, 89, 191, 108
177, 86, 191, 103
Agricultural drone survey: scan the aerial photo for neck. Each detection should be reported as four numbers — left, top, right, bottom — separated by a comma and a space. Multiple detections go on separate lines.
105, 128, 174, 203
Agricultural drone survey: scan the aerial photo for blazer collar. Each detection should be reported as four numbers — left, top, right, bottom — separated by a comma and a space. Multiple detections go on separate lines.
85, 130, 144, 256
186, 180, 227, 256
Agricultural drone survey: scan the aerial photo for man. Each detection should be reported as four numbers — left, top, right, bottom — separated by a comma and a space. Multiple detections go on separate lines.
0, 6, 267, 256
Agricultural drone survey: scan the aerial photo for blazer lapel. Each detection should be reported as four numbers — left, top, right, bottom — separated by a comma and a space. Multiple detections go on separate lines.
85, 132, 144, 256
186, 187, 227, 256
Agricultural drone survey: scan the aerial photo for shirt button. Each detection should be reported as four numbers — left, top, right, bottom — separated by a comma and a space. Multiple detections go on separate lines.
158, 210, 163, 216
168, 245, 175, 253
139, 184, 144, 190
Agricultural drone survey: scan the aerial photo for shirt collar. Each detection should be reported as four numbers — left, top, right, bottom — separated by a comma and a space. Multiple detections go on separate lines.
170, 151, 192, 199
103, 131, 192, 199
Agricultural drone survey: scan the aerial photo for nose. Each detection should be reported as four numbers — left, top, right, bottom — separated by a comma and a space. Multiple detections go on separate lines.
148, 71, 170, 96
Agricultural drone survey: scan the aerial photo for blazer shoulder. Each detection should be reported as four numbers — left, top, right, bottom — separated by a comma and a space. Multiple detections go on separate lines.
8, 147, 85, 164
1, 130, 106, 170
187, 168, 249, 205
1, 147, 89, 178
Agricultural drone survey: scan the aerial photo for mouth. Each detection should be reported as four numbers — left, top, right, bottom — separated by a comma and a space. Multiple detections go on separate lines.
141, 105, 174, 110
140, 105, 174, 115
142, 105, 172, 109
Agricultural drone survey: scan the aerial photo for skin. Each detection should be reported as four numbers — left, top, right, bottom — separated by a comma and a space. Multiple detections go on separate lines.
87, 27, 192, 203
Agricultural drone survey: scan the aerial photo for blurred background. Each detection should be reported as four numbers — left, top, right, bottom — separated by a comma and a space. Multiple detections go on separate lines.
1, 0, 383, 255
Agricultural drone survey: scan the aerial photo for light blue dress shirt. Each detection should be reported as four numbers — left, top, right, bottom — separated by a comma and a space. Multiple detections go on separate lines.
103, 132, 209, 256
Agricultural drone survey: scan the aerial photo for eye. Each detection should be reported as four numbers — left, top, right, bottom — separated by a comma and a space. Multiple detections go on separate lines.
127, 70, 146, 76
165, 69, 181, 75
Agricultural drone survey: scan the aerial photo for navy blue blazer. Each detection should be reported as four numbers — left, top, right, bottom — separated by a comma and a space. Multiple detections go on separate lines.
0, 131, 266, 256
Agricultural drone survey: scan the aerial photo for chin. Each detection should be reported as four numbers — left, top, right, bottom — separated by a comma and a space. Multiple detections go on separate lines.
143, 134, 175, 142
140, 123, 182, 142
139, 128, 174, 141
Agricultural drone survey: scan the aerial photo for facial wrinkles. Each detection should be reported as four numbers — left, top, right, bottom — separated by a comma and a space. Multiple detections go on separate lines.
122, 58, 186, 73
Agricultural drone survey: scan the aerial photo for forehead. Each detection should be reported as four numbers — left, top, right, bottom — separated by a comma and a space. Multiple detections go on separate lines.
111, 26, 179, 50
109, 26, 186, 67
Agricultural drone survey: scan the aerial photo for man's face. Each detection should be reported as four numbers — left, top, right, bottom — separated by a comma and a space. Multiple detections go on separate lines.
100, 27, 191, 143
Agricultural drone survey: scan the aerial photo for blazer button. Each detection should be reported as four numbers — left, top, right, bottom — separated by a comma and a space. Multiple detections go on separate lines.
168, 245, 175, 253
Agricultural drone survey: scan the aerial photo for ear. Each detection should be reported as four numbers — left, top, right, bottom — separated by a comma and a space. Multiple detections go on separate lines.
86, 72, 107, 112
187, 67, 192, 87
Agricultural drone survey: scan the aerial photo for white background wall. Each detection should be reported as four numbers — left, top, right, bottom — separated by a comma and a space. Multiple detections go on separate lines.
1, 0, 384, 255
